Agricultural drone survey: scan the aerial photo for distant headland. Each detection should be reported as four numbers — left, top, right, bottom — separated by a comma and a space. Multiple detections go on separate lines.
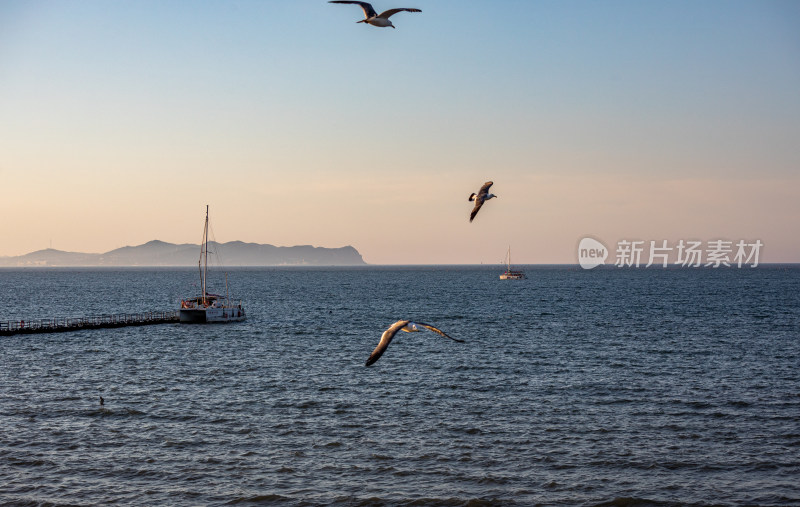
0, 240, 366, 267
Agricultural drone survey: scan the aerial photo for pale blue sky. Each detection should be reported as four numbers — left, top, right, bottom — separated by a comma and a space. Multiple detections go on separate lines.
1, 1, 798, 263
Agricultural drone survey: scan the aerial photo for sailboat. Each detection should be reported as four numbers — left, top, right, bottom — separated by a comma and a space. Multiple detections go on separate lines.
179, 205, 246, 324
499, 246, 526, 280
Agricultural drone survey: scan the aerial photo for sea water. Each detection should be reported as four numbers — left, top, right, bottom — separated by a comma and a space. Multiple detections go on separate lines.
1, 266, 799, 506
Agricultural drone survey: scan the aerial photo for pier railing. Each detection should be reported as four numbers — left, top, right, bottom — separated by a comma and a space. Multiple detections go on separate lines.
0, 311, 180, 336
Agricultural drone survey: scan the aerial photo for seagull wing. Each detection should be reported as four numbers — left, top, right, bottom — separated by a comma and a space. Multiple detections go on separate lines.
477, 181, 494, 199
412, 322, 465, 343
470, 201, 483, 222
328, 1, 377, 19
378, 8, 422, 19
365, 320, 410, 366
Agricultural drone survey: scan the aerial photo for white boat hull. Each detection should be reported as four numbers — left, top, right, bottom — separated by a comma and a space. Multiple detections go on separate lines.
180, 306, 246, 324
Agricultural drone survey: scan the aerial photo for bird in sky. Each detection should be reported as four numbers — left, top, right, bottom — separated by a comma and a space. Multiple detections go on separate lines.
365, 320, 464, 366
328, 1, 421, 28
469, 181, 497, 222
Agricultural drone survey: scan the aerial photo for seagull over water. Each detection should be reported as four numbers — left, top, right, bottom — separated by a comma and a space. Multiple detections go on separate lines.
328, 1, 421, 28
469, 181, 497, 222
366, 320, 464, 366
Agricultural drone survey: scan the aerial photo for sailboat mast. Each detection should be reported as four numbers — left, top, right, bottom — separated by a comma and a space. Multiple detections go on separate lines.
203, 205, 209, 304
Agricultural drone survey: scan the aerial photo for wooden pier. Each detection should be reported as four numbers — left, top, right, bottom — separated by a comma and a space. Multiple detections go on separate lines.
0, 311, 180, 336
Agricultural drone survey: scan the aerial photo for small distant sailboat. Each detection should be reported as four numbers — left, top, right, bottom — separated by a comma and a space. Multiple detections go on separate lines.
499, 246, 526, 280
179, 205, 246, 324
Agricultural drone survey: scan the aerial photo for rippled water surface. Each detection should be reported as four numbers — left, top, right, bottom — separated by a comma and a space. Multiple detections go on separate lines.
1, 266, 799, 506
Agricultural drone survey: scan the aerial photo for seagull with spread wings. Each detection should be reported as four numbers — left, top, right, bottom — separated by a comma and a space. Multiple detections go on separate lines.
469, 181, 497, 222
329, 1, 421, 28
365, 320, 464, 366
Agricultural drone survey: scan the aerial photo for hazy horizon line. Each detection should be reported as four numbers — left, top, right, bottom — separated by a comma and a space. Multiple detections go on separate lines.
2, 263, 798, 269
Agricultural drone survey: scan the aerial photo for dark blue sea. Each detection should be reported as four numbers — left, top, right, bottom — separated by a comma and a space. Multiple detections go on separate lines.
1, 265, 799, 506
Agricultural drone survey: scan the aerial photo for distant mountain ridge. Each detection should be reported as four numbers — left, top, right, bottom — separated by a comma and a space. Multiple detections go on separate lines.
0, 240, 366, 266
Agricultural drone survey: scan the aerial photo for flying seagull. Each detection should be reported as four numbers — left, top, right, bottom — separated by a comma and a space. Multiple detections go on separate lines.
469, 181, 497, 222
365, 320, 464, 366
329, 1, 421, 28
